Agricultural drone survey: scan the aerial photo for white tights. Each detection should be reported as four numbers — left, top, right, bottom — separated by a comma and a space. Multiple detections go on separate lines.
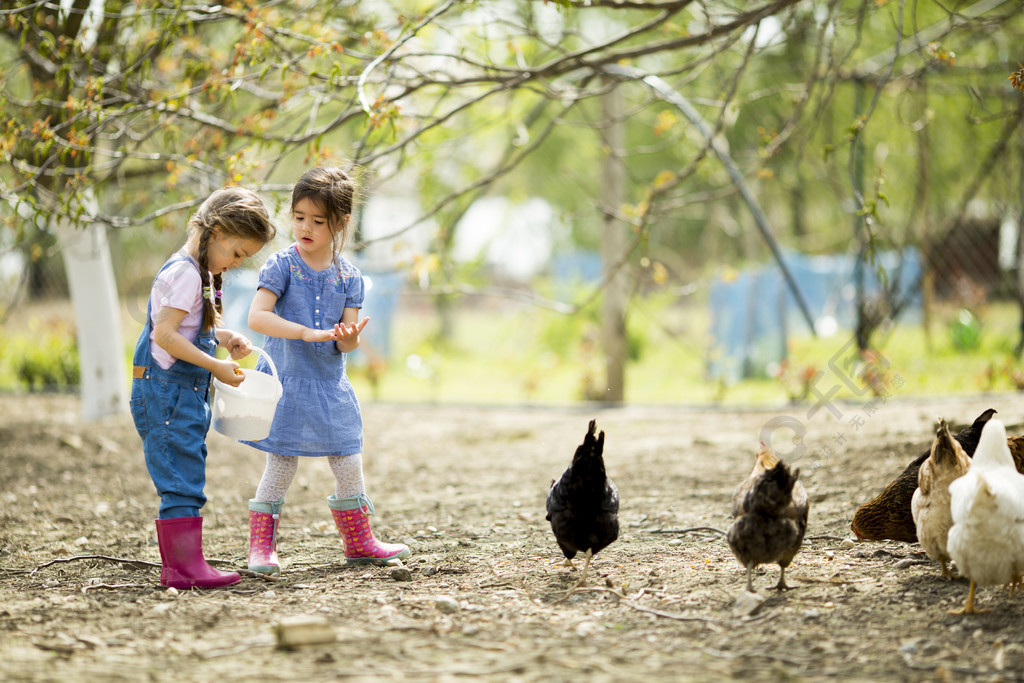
254, 452, 365, 502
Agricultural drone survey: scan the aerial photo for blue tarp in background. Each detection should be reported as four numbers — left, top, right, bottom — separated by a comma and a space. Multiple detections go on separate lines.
551, 250, 603, 300
708, 249, 923, 383
221, 248, 922, 384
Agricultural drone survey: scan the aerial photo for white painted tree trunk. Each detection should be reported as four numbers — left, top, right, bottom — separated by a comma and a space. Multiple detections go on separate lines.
59, 218, 126, 421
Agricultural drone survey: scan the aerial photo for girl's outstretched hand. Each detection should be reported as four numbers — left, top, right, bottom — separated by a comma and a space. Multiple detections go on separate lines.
213, 359, 245, 387
333, 316, 369, 342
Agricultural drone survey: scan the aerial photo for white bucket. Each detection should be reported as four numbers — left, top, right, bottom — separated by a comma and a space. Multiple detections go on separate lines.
211, 346, 283, 441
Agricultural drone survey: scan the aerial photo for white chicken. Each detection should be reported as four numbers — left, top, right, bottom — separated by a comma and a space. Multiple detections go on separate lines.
911, 418, 971, 579
946, 418, 1024, 614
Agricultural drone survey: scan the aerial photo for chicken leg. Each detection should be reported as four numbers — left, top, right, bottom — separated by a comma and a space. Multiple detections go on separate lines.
744, 565, 755, 593
577, 548, 594, 587
773, 564, 791, 591
949, 579, 989, 615
939, 559, 951, 580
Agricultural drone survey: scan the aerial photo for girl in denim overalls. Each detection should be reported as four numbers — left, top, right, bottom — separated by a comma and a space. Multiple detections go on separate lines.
242, 167, 409, 574
130, 187, 275, 589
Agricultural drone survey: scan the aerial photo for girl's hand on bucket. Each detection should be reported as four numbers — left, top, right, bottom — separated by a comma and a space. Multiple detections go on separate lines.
213, 360, 245, 387
223, 332, 254, 360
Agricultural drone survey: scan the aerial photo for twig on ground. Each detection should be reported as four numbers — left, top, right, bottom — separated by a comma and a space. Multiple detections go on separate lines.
793, 575, 873, 585
30, 555, 277, 582
552, 584, 720, 630
621, 600, 724, 627
80, 583, 145, 592
201, 641, 271, 659
31, 555, 159, 574
237, 568, 280, 581
206, 558, 240, 569
641, 527, 728, 536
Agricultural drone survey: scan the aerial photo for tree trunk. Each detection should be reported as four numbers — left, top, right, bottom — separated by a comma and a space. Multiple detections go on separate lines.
59, 216, 127, 421
915, 80, 934, 352
852, 81, 870, 352
600, 83, 627, 403
1017, 130, 1024, 355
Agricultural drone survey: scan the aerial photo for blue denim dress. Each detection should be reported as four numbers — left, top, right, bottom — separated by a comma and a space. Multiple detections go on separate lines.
129, 255, 217, 520
241, 245, 364, 457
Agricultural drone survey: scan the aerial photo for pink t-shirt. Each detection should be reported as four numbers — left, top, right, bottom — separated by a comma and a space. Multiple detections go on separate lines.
148, 255, 205, 370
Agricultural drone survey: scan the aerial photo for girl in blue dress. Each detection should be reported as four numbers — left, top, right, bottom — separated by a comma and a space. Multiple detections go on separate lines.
243, 166, 409, 573
130, 186, 276, 589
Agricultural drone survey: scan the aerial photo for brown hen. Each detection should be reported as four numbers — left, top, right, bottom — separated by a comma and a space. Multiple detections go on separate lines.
728, 443, 809, 592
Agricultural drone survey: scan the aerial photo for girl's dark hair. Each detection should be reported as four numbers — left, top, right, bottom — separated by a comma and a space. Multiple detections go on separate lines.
189, 186, 276, 331
291, 166, 358, 264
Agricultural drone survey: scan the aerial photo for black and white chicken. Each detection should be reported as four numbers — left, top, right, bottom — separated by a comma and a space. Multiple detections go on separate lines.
546, 419, 619, 586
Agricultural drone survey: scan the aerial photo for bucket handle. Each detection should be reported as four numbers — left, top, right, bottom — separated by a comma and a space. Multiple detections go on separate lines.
249, 345, 279, 381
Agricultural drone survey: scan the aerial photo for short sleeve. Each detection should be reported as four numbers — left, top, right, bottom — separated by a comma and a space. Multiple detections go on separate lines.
340, 258, 364, 309
258, 250, 290, 298
348, 274, 365, 309
154, 260, 202, 313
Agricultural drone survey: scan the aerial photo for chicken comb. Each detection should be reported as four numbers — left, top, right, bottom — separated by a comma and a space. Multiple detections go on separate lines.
752, 441, 780, 475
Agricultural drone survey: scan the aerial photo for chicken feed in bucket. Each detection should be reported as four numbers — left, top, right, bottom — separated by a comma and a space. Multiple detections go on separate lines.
212, 347, 282, 440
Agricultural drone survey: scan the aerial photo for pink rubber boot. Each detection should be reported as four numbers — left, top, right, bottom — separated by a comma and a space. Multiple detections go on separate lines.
327, 494, 410, 565
248, 500, 283, 574
154, 517, 241, 589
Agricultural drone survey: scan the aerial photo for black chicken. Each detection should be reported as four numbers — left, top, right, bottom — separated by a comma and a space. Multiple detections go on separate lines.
727, 444, 809, 593
546, 419, 619, 586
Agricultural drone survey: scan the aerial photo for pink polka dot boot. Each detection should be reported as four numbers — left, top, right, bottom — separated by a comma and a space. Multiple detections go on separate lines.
327, 493, 410, 565
248, 499, 283, 574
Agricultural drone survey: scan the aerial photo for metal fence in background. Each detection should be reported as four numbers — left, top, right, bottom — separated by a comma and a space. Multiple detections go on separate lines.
2, 212, 1022, 392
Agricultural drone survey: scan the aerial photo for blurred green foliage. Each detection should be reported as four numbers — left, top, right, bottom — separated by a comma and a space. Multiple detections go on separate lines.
2, 320, 79, 391
950, 309, 982, 352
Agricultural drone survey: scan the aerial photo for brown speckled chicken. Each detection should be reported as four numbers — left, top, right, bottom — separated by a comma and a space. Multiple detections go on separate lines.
727, 443, 809, 593
910, 418, 971, 578
850, 409, 996, 542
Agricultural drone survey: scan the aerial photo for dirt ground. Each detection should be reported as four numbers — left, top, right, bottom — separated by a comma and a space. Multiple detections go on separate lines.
2, 393, 1024, 682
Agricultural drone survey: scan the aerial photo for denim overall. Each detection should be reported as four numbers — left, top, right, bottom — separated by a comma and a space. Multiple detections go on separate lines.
129, 256, 217, 520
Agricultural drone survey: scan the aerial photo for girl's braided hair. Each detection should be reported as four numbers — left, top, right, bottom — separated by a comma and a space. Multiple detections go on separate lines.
190, 186, 276, 331
291, 166, 358, 273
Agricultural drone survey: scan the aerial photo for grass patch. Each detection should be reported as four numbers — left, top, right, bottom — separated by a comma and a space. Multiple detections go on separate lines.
4, 296, 1024, 405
